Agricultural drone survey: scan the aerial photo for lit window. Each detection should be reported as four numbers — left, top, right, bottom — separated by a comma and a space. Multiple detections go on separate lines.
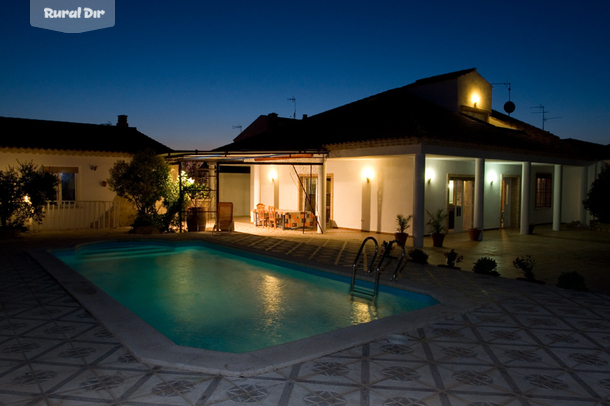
44, 166, 78, 202
535, 173, 552, 209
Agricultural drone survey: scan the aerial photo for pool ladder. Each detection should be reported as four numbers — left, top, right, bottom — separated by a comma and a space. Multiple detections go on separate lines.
350, 237, 406, 300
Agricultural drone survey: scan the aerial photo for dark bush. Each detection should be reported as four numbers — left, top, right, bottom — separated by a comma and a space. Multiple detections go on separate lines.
472, 257, 500, 276
408, 248, 429, 265
557, 271, 588, 292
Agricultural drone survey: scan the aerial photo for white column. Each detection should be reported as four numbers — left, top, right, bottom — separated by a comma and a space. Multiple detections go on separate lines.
553, 164, 562, 231
413, 153, 425, 248
520, 161, 531, 235
253, 165, 261, 205
316, 160, 327, 234
474, 158, 485, 240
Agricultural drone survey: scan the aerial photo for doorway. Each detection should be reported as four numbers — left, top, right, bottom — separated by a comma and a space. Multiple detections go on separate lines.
501, 176, 520, 228
298, 174, 333, 224
448, 177, 474, 232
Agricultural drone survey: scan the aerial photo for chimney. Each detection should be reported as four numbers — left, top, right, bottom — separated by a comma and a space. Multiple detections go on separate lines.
117, 115, 128, 127
267, 113, 278, 132
302, 114, 308, 120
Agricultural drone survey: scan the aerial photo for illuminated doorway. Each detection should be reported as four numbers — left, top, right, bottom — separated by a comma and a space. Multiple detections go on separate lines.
501, 176, 520, 228
448, 177, 474, 232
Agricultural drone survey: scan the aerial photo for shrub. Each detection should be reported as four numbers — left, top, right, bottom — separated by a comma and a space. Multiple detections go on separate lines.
557, 271, 588, 292
472, 257, 500, 276
0, 161, 58, 229
513, 255, 536, 281
444, 249, 463, 268
396, 214, 413, 233
583, 164, 610, 224
408, 248, 429, 265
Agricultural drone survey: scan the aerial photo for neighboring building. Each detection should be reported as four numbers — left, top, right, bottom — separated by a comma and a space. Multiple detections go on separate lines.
176, 68, 608, 246
0, 115, 172, 230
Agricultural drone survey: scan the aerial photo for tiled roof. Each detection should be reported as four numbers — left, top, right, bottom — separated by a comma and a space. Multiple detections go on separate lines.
0, 117, 172, 155
214, 85, 607, 161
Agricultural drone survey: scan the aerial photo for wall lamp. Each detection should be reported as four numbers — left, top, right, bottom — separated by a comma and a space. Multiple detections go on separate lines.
487, 171, 497, 185
471, 94, 480, 108
362, 168, 374, 183
269, 170, 277, 182
425, 168, 435, 184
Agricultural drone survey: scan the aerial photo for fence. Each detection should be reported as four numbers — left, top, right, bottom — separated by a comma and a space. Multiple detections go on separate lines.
37, 201, 121, 230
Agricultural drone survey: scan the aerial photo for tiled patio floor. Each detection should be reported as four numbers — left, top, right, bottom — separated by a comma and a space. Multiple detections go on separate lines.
1, 224, 609, 405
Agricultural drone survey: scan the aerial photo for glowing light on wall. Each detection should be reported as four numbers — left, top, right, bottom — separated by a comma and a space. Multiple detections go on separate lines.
425, 168, 435, 183
362, 168, 374, 183
269, 170, 277, 182
471, 93, 480, 108
487, 171, 497, 185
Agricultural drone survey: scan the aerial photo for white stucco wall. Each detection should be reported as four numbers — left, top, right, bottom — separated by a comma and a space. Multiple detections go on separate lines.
219, 173, 250, 216
0, 150, 130, 201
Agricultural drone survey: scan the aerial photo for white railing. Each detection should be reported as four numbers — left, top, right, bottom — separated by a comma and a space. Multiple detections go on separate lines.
37, 201, 121, 230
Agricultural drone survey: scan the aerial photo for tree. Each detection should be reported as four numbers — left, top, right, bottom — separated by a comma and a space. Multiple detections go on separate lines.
0, 162, 58, 229
108, 150, 171, 227
583, 164, 610, 224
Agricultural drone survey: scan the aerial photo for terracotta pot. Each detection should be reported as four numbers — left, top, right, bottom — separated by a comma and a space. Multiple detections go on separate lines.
431, 233, 445, 247
468, 228, 481, 241
394, 232, 408, 246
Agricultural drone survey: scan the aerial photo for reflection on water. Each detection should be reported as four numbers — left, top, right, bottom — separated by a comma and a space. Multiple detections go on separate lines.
350, 299, 377, 324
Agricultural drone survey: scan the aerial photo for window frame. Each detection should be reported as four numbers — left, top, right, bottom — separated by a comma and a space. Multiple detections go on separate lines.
534, 173, 552, 209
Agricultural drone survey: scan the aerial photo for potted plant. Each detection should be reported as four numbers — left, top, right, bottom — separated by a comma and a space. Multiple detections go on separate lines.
468, 227, 482, 241
426, 208, 448, 247
442, 249, 463, 269
557, 271, 588, 291
513, 255, 544, 283
394, 214, 413, 246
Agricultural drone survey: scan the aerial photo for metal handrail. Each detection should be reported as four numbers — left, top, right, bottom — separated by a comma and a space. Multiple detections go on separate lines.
375, 240, 406, 287
350, 236, 379, 299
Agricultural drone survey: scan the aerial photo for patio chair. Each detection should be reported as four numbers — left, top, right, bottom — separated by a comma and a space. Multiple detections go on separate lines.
268, 206, 279, 229
256, 203, 267, 227
213, 202, 234, 234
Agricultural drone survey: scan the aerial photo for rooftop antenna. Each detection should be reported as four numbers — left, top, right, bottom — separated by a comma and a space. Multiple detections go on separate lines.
491, 82, 515, 116
288, 96, 296, 119
530, 104, 562, 130
232, 125, 242, 133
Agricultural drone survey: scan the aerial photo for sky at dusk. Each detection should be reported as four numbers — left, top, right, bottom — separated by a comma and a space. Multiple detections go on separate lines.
1, 1, 609, 150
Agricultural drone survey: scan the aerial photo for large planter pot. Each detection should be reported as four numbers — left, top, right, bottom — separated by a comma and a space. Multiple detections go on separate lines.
468, 228, 482, 241
187, 207, 206, 232
394, 232, 408, 247
431, 233, 445, 247
528, 223, 535, 234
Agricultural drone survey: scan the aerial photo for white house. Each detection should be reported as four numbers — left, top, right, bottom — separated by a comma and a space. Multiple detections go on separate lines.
170, 68, 608, 247
0, 115, 172, 230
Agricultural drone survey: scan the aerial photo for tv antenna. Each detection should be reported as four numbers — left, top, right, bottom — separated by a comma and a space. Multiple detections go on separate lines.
491, 82, 515, 116
232, 125, 242, 133
288, 96, 296, 119
530, 105, 562, 130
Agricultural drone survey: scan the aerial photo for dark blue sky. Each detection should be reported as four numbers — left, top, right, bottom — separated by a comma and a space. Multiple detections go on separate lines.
2, 1, 609, 149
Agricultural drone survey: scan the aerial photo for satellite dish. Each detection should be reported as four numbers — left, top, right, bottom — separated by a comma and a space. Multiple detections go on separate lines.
504, 101, 516, 114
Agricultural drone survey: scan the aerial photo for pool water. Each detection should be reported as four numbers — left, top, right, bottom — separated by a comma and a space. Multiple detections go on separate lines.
54, 242, 437, 353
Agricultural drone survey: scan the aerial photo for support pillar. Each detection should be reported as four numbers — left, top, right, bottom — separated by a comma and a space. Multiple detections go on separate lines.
553, 164, 562, 231
252, 165, 261, 223
474, 158, 485, 240
520, 161, 531, 235
317, 160, 327, 234
413, 153, 425, 248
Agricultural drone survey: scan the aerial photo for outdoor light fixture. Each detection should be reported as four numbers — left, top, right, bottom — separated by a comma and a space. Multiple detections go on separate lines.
363, 168, 373, 183
269, 170, 277, 182
425, 168, 435, 184
487, 171, 497, 185
471, 94, 480, 108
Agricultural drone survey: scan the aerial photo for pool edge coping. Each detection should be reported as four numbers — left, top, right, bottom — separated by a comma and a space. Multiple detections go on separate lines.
28, 245, 483, 377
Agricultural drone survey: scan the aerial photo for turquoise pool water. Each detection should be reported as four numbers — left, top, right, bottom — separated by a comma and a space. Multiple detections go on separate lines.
53, 242, 437, 353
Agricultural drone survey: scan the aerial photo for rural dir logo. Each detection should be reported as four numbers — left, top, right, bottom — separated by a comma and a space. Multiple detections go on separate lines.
30, 0, 115, 33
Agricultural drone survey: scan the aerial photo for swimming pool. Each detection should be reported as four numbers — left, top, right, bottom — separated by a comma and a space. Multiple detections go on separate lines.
32, 239, 470, 376
52, 241, 437, 353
